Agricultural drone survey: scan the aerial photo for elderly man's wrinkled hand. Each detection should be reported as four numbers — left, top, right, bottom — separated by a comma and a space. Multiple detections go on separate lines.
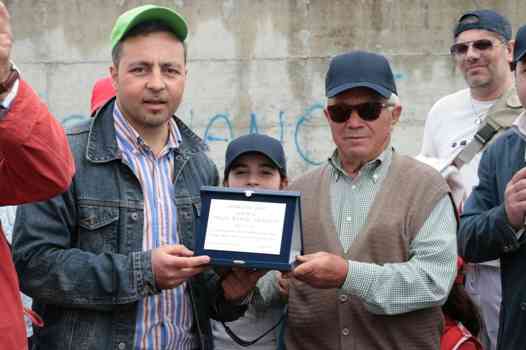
292, 252, 348, 289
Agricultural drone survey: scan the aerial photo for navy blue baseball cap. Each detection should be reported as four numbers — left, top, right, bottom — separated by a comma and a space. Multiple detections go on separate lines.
325, 50, 397, 99
224, 134, 287, 178
512, 24, 526, 70
453, 9, 511, 40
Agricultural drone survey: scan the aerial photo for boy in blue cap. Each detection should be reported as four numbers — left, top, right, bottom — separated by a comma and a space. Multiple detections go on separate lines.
211, 133, 288, 350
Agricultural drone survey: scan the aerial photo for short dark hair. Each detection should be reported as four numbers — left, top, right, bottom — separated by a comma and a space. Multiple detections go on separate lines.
111, 20, 187, 66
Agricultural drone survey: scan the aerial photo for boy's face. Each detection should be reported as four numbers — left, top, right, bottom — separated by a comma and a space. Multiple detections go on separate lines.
225, 152, 287, 190
516, 59, 526, 108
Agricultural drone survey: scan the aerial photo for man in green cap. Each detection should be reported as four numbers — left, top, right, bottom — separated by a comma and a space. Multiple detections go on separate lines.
12, 5, 261, 350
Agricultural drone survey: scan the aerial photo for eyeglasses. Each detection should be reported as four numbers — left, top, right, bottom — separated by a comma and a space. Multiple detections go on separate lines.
450, 39, 501, 56
326, 102, 390, 123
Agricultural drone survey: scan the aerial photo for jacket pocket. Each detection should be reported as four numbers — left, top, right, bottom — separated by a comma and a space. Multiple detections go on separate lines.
176, 196, 201, 249
78, 204, 119, 253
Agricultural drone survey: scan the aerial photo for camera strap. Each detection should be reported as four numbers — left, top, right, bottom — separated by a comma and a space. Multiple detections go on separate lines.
452, 86, 522, 168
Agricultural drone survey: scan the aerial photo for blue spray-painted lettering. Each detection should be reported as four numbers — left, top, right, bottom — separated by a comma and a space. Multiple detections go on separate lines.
203, 113, 234, 143
60, 101, 328, 167
294, 103, 325, 166
278, 111, 285, 142
249, 112, 259, 134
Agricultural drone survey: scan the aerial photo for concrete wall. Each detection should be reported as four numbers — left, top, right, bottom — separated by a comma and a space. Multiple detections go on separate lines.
8, 0, 526, 178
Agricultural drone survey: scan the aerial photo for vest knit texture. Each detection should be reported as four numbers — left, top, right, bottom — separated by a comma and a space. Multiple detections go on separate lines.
285, 153, 450, 350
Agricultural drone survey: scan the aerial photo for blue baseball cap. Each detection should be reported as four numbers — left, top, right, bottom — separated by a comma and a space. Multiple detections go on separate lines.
513, 24, 526, 70
224, 134, 287, 178
453, 9, 511, 41
325, 51, 397, 99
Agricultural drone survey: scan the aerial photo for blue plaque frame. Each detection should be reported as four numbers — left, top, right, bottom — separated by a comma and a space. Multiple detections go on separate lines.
195, 186, 304, 271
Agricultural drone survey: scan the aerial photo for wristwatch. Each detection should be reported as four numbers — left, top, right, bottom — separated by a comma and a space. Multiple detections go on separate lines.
0, 65, 19, 94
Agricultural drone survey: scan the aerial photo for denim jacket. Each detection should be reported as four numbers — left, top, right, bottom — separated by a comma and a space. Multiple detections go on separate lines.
12, 99, 246, 350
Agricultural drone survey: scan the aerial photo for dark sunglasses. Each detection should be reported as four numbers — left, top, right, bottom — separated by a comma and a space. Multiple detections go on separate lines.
450, 39, 499, 56
326, 102, 389, 123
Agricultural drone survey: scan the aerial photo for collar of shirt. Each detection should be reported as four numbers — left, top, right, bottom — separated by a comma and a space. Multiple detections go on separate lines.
113, 102, 182, 157
328, 146, 393, 184
0, 78, 19, 112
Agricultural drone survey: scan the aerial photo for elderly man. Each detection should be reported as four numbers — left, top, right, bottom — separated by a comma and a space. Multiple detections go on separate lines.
12, 5, 259, 350
277, 51, 457, 350
419, 10, 522, 349
459, 25, 526, 350
0, 2, 74, 349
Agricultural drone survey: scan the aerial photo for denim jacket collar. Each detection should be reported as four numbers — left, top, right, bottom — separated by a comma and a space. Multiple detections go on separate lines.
87, 98, 208, 164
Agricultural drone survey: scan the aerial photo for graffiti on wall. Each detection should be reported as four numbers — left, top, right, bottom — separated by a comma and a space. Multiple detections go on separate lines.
61, 101, 329, 166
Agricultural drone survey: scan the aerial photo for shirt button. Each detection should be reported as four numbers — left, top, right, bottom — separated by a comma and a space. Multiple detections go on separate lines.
342, 328, 350, 336
351, 185, 357, 190
339, 294, 348, 303
118, 343, 126, 350
130, 213, 138, 221
520, 302, 526, 311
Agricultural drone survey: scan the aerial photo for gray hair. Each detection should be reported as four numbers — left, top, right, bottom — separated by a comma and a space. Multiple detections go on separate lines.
385, 93, 401, 111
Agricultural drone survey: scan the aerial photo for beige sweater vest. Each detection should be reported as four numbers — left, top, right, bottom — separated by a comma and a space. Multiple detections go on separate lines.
285, 153, 451, 350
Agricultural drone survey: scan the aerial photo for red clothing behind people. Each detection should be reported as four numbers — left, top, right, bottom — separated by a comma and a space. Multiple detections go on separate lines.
441, 316, 483, 350
0, 80, 74, 350
90, 76, 115, 116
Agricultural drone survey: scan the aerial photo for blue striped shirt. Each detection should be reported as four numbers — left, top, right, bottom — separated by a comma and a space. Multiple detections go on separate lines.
113, 104, 196, 350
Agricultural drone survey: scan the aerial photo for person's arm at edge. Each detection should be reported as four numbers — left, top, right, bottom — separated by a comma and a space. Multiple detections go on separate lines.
0, 79, 74, 205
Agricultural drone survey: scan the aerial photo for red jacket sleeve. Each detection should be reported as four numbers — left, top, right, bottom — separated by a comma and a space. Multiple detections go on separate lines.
0, 79, 74, 205
458, 340, 481, 350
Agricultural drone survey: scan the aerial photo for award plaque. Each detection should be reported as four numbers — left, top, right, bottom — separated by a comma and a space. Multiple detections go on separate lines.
195, 186, 303, 271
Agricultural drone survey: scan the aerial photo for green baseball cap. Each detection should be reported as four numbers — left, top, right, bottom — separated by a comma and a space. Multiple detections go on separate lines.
110, 4, 188, 50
